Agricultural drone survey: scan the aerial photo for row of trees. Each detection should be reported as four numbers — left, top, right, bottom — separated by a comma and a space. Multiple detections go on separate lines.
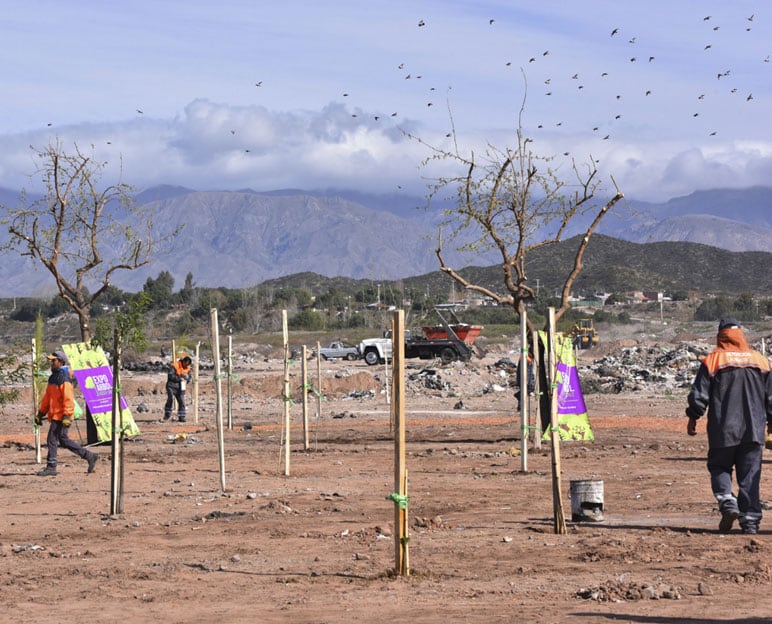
7, 261, 770, 338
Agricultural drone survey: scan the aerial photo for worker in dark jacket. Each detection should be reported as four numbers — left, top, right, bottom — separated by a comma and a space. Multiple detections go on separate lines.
164, 354, 193, 422
686, 318, 772, 534
35, 350, 98, 476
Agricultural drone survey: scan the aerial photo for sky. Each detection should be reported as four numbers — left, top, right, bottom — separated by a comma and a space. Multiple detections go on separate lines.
1, 0, 770, 203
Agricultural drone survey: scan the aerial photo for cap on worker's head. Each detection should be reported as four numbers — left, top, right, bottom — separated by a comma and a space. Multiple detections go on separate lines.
718, 317, 741, 331
46, 350, 68, 365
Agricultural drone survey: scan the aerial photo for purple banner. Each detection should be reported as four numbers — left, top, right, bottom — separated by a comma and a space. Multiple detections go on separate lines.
556, 362, 587, 415
72, 365, 128, 414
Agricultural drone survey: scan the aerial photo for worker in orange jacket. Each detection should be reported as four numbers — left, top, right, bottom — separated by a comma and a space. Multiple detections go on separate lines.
164, 354, 193, 422
35, 350, 98, 477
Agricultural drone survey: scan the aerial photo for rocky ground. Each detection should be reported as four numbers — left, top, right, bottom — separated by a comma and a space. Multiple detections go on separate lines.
2, 323, 772, 623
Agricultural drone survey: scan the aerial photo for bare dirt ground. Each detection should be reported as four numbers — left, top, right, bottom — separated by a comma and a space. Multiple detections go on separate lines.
2, 341, 772, 624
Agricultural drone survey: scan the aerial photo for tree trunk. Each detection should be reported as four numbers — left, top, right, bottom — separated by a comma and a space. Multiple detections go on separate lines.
79, 311, 92, 343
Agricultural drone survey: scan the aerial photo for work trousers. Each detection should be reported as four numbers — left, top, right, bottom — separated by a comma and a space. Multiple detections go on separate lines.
708, 442, 763, 529
46, 420, 91, 468
164, 387, 187, 420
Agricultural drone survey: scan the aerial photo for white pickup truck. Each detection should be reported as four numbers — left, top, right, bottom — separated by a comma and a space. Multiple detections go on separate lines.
357, 336, 393, 366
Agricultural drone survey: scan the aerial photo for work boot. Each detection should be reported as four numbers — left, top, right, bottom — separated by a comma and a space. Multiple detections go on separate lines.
717, 496, 739, 533
177, 414, 186, 423
37, 466, 57, 477
719, 510, 739, 533
741, 524, 758, 535
87, 453, 99, 474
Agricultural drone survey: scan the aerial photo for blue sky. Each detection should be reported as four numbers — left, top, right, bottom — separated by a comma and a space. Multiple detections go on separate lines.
1, 0, 770, 202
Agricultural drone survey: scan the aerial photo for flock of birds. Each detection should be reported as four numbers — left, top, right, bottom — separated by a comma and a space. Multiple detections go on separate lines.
315, 11, 767, 157
38, 10, 769, 166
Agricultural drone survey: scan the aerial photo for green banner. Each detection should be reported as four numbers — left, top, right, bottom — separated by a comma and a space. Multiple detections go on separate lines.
62, 343, 140, 442
540, 332, 594, 441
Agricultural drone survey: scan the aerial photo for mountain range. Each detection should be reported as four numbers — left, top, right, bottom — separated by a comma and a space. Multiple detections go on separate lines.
0, 184, 769, 296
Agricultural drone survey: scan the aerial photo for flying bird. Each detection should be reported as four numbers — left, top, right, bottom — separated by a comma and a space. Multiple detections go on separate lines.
398, 63, 405, 69
748, 14, 754, 21
543, 50, 549, 56
418, 19, 425, 27
529, 57, 536, 63
698, 94, 705, 100
704, 44, 712, 50
747, 93, 753, 101
630, 57, 636, 62
703, 15, 711, 20
489, 19, 495, 25
136, 109, 143, 114
611, 28, 619, 36
693, 112, 699, 117
709, 131, 717, 136
648, 56, 655, 62
255, 81, 262, 87
628, 37, 636, 43
645, 90, 651, 96
601, 72, 608, 77
713, 26, 719, 31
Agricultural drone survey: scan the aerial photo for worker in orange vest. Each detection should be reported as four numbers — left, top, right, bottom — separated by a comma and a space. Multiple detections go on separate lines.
164, 354, 193, 422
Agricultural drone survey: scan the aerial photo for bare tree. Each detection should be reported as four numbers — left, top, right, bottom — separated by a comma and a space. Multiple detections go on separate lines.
1, 140, 177, 342
413, 98, 623, 328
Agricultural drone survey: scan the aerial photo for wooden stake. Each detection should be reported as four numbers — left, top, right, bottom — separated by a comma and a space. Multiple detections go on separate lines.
227, 334, 233, 431
210, 308, 226, 492
547, 307, 567, 534
193, 342, 200, 424
302, 345, 309, 451
316, 341, 322, 451
31, 338, 41, 464
282, 310, 291, 476
392, 310, 408, 576
519, 308, 528, 472
402, 468, 410, 576
110, 328, 124, 515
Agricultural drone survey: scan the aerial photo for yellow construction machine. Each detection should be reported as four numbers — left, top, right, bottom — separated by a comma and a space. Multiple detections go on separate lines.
571, 318, 599, 349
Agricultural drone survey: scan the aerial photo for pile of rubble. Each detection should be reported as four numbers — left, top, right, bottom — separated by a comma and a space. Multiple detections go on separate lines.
577, 343, 710, 394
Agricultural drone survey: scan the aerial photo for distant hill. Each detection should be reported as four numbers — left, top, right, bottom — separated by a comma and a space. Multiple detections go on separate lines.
0, 185, 769, 296
251, 234, 772, 300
